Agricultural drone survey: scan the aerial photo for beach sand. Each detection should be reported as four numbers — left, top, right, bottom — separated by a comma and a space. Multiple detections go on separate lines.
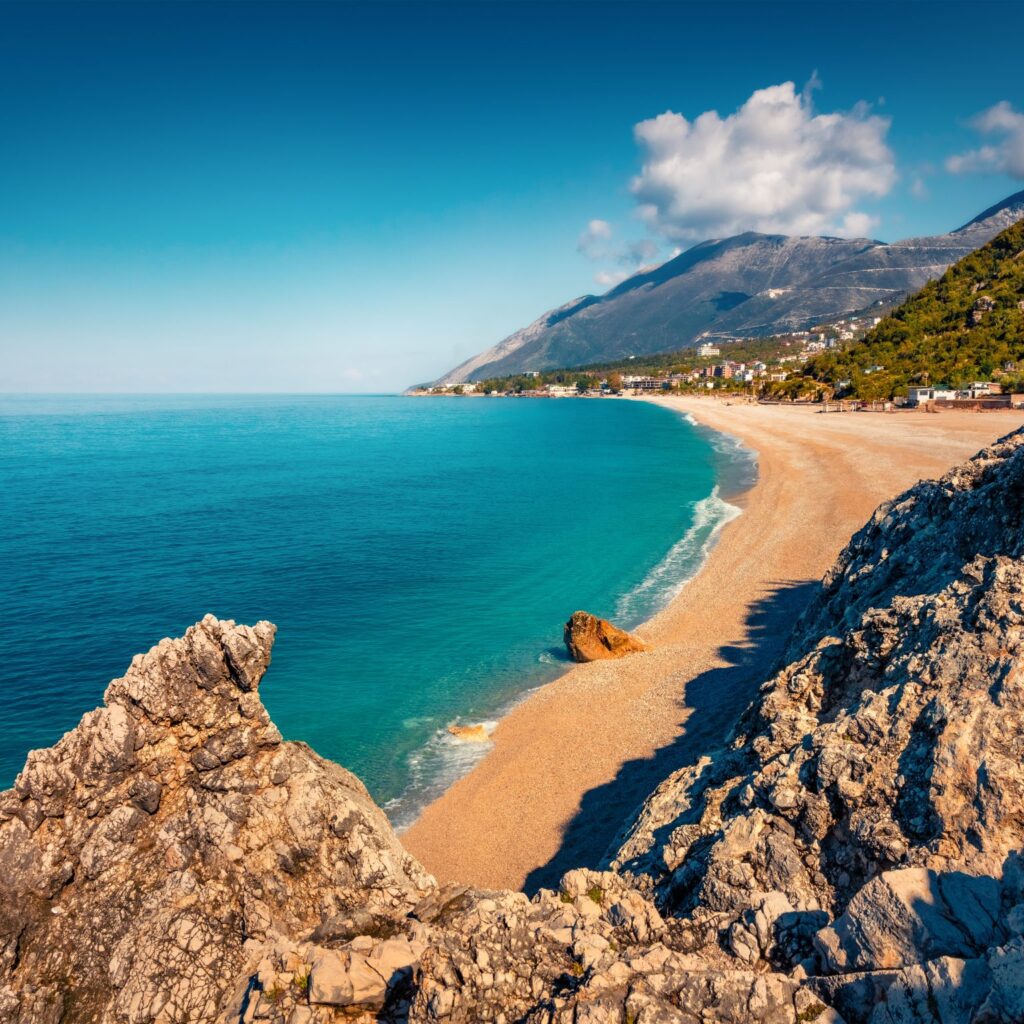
402, 398, 1024, 892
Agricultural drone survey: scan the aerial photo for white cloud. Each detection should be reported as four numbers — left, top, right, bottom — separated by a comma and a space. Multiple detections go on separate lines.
595, 269, 630, 288
838, 211, 878, 237
623, 238, 659, 265
629, 81, 896, 243
576, 219, 666, 287
909, 176, 929, 200
946, 102, 1024, 178
577, 218, 614, 259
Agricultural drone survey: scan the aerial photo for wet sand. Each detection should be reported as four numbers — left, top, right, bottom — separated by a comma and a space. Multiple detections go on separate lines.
402, 398, 1024, 891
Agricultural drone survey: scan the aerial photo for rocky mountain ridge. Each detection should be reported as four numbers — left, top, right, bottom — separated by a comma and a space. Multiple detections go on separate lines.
433, 190, 1024, 386
5, 430, 1024, 1021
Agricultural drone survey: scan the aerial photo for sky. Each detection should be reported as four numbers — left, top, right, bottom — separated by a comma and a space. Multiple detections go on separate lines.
2, 0, 1023, 393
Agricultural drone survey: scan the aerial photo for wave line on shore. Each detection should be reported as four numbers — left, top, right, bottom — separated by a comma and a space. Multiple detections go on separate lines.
615, 487, 742, 624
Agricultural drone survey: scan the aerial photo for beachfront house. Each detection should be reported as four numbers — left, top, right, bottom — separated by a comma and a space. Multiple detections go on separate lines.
907, 387, 957, 406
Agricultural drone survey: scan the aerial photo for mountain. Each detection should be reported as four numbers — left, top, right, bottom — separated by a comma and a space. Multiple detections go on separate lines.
801, 216, 1024, 396
7, 433, 1024, 1021
433, 190, 1024, 386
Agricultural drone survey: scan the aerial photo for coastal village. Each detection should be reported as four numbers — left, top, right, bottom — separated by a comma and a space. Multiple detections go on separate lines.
412, 310, 1024, 410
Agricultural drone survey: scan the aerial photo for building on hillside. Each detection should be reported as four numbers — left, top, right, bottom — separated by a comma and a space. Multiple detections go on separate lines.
696, 343, 721, 357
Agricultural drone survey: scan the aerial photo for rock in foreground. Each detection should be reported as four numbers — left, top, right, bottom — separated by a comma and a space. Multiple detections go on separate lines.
0, 616, 432, 1024
564, 610, 647, 662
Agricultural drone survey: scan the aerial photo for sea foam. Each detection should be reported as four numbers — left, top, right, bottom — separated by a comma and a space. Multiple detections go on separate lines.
615, 486, 742, 624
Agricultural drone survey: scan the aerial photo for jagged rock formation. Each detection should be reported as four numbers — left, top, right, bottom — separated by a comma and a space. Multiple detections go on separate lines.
8, 430, 1024, 1022
0, 617, 432, 1024
563, 610, 648, 662
605, 426, 1024, 1020
432, 190, 1024, 385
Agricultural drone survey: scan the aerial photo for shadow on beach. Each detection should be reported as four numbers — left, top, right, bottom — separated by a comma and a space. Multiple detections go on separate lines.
522, 578, 820, 896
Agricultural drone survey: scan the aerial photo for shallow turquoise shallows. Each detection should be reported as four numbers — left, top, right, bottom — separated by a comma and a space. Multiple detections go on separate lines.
0, 394, 752, 823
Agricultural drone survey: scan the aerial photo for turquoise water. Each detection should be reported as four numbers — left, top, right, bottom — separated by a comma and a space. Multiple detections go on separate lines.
0, 394, 752, 823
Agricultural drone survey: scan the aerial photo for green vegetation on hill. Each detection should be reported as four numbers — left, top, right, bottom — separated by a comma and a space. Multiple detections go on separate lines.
798, 220, 1024, 400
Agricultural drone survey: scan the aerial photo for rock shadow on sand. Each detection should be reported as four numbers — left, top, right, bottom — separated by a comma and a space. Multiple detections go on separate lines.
523, 578, 820, 895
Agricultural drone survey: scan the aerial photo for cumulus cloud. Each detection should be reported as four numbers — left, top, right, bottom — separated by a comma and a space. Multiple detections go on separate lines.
629, 81, 896, 242
576, 219, 666, 287
623, 238, 659, 265
577, 218, 614, 259
595, 269, 630, 288
946, 102, 1024, 178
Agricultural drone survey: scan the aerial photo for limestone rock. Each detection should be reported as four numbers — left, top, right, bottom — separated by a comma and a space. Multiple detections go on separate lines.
610, 430, 1024, 921
0, 616, 433, 1024
564, 610, 647, 662
814, 868, 1003, 973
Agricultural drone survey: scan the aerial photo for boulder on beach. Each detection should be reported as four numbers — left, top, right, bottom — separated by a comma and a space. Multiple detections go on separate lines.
447, 723, 490, 742
563, 610, 647, 662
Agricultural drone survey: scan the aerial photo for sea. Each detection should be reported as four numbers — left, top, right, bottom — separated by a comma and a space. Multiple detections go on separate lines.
0, 394, 755, 826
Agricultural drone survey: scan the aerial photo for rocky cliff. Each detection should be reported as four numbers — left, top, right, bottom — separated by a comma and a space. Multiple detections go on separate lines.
6, 431, 1024, 1022
0, 617, 432, 1023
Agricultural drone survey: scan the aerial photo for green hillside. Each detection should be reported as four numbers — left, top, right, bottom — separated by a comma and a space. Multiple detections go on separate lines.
801, 219, 1024, 400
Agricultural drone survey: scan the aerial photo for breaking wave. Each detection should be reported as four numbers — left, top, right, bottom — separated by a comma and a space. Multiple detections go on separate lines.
614, 486, 742, 624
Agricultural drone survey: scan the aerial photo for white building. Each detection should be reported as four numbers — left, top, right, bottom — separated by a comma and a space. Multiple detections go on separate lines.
907, 387, 957, 406
696, 343, 721, 357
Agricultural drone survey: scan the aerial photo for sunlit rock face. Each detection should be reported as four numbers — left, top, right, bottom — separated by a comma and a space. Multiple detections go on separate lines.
0, 616, 433, 1024
564, 610, 647, 662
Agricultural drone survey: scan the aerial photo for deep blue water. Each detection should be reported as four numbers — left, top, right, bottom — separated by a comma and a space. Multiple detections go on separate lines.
0, 394, 752, 823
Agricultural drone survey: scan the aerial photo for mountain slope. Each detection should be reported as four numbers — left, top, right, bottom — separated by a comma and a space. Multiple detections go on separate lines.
803, 217, 1024, 395
434, 190, 1024, 386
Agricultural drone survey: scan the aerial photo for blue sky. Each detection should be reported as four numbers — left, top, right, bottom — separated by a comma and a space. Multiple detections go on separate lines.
2, 0, 1023, 392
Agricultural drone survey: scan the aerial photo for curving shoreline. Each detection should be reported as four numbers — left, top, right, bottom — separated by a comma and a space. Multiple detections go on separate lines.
402, 397, 1024, 891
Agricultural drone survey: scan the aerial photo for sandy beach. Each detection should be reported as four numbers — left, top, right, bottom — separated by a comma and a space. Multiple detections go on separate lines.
402, 397, 1024, 892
